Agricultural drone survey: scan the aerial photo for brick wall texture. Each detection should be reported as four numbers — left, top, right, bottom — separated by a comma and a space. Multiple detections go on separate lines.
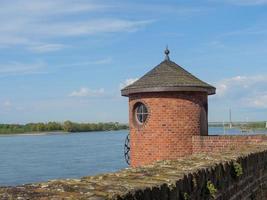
192, 135, 267, 154
129, 92, 208, 167
128, 91, 267, 168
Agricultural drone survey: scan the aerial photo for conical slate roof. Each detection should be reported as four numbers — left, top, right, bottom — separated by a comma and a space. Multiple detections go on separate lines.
121, 58, 216, 97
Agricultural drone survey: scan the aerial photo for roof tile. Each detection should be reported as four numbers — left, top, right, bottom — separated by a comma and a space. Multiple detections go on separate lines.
121, 60, 216, 96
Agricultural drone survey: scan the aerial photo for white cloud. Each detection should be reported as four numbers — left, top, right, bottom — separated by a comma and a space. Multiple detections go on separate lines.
0, 36, 31, 47
0, 0, 109, 17
120, 3, 209, 15
0, 61, 46, 76
0, 57, 112, 77
0, 0, 153, 49
247, 94, 267, 108
215, 75, 267, 97
23, 19, 152, 38
3, 100, 12, 108
91, 57, 112, 65
212, 75, 267, 109
0, 100, 13, 113
69, 87, 105, 97
209, 40, 225, 48
28, 44, 66, 53
224, 0, 267, 5
119, 78, 138, 89
57, 57, 112, 69
0, 1, 205, 51
220, 28, 267, 38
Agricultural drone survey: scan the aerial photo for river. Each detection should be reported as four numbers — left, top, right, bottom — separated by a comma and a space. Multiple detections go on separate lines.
0, 128, 267, 186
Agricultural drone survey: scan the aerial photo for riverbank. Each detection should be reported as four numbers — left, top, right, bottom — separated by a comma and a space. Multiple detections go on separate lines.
0, 131, 66, 136
209, 121, 267, 130
1, 127, 266, 136
0, 121, 128, 135
0, 130, 129, 136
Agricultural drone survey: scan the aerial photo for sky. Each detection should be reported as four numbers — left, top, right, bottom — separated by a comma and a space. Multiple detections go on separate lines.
0, 0, 267, 124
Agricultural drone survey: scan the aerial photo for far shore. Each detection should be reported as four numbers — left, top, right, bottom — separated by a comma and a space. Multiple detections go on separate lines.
0, 129, 129, 136
0, 121, 129, 136
0, 131, 66, 136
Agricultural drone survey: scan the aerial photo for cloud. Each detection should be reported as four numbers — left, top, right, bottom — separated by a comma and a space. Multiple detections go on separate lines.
120, 3, 209, 15
0, 0, 110, 17
215, 75, 267, 97
119, 78, 138, 89
220, 28, 267, 38
3, 100, 12, 108
211, 24, 267, 54
22, 19, 153, 38
0, 0, 153, 49
0, 57, 112, 77
247, 94, 267, 108
42, 19, 152, 37
90, 57, 112, 65
213, 75, 267, 109
0, 61, 46, 76
28, 44, 66, 53
0, 1, 206, 52
0, 100, 13, 113
57, 57, 113, 69
223, 0, 267, 5
69, 87, 105, 97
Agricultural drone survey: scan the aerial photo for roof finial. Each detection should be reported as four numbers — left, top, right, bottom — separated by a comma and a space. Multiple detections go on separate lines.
164, 46, 170, 61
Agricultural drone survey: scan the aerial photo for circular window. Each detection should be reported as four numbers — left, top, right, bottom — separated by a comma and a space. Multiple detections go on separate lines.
134, 103, 148, 124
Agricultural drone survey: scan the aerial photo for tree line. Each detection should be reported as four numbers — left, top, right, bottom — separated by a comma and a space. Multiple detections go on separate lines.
209, 122, 267, 129
0, 121, 128, 134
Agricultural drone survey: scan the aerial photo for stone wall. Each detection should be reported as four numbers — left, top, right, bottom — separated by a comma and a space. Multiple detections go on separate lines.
117, 145, 267, 200
129, 92, 207, 167
1, 143, 267, 200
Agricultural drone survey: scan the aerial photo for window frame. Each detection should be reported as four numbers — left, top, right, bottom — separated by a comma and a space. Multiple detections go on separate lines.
134, 102, 149, 125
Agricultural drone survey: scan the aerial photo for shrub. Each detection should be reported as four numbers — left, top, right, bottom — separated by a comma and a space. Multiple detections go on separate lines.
183, 192, 190, 200
207, 181, 217, 199
233, 162, 243, 177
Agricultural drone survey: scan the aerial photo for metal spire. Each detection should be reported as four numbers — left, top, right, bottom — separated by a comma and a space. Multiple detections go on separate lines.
164, 46, 170, 61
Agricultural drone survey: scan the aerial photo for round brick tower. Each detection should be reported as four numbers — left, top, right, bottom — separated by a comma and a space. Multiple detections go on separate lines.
121, 48, 216, 167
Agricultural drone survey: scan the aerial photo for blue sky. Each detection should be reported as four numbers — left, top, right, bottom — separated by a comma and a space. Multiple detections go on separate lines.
1, 0, 267, 123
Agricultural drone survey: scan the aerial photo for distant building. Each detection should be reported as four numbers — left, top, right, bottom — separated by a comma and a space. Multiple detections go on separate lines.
121, 48, 216, 167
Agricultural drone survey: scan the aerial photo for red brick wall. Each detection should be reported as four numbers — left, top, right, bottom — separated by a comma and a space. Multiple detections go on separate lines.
192, 135, 267, 153
129, 92, 208, 167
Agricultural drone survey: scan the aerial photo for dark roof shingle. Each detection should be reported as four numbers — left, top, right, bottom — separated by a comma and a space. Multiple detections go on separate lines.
121, 60, 216, 96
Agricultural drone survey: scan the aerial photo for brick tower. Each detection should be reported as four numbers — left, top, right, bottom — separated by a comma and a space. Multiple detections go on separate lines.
121, 48, 216, 167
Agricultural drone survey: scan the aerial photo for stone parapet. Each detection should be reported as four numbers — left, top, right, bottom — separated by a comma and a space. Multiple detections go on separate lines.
1, 143, 267, 199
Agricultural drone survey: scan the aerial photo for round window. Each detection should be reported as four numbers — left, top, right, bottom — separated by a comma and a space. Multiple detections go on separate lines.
134, 103, 148, 124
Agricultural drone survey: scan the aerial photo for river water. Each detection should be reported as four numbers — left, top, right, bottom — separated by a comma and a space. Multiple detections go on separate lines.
0, 128, 266, 186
